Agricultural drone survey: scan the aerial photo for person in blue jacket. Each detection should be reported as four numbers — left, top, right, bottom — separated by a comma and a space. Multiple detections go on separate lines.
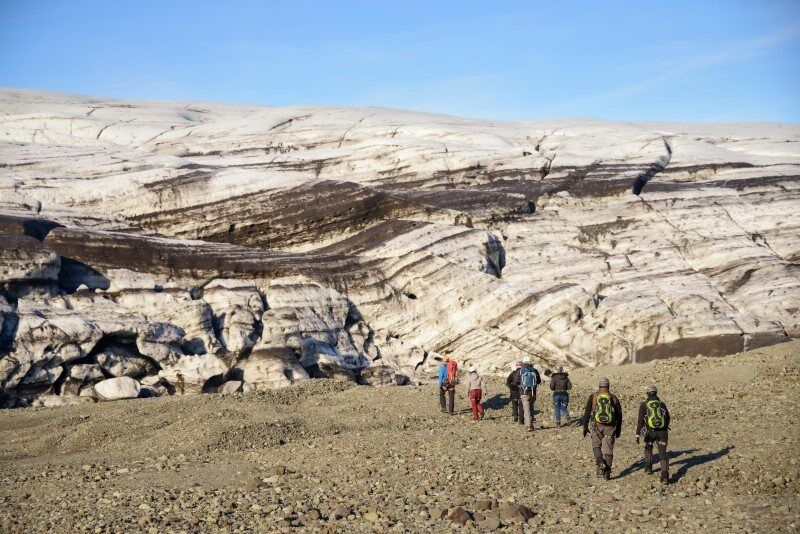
438, 355, 457, 414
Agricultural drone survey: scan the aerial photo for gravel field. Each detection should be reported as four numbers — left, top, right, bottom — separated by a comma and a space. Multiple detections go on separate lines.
2, 341, 799, 533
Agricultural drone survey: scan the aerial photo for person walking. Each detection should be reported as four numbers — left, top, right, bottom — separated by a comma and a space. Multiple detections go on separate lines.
506, 361, 522, 421
550, 364, 572, 427
519, 356, 541, 431
636, 385, 671, 484
465, 365, 486, 422
438, 356, 458, 415
582, 377, 622, 480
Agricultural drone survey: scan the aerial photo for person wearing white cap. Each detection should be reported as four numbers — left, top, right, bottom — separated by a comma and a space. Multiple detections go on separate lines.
519, 355, 541, 431
464, 365, 486, 422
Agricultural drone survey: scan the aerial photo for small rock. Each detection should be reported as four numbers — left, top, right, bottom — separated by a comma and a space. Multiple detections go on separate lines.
448, 506, 471, 525
331, 505, 350, 520
429, 507, 446, 520
481, 516, 502, 530
363, 511, 379, 522
499, 504, 536, 522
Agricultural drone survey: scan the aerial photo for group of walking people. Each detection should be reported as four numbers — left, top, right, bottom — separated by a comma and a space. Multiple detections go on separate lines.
437, 355, 672, 483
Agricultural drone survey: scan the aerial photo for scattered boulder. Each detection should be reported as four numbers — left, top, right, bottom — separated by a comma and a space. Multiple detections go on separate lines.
218, 380, 244, 395
94, 377, 141, 401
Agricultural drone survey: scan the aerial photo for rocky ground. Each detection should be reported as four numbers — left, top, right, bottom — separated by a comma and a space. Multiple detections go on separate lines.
1, 340, 798, 533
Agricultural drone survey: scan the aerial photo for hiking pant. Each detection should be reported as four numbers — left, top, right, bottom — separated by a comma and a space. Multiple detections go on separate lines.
644, 429, 669, 475
509, 390, 520, 419
439, 386, 455, 414
553, 393, 569, 423
521, 391, 535, 428
469, 389, 484, 420
591, 424, 616, 471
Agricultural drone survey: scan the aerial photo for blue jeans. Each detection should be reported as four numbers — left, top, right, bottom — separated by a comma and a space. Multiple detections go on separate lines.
553, 393, 569, 422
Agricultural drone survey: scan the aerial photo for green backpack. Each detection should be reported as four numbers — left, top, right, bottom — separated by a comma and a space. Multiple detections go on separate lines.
645, 399, 667, 430
594, 393, 615, 425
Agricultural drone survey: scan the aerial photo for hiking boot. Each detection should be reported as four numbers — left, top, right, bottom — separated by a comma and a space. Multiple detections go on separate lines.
556, 421, 561, 428
660, 472, 669, 485
644, 465, 653, 475
603, 468, 611, 481
596, 465, 605, 478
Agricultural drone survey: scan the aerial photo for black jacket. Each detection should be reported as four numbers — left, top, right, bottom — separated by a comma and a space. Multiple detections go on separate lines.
506, 369, 521, 399
549, 372, 572, 393
636, 395, 671, 435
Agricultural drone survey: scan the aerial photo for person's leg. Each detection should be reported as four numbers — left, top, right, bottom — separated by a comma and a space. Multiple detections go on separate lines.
553, 395, 561, 424
590, 428, 605, 477
447, 388, 455, 415
518, 399, 525, 424
511, 397, 519, 420
562, 395, 570, 424
439, 387, 446, 412
644, 440, 654, 474
521, 394, 532, 427
658, 432, 669, 482
476, 390, 484, 418
530, 391, 537, 425
602, 430, 616, 480
470, 391, 478, 420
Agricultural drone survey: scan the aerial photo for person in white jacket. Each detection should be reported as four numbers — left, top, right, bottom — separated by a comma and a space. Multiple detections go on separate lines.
465, 365, 486, 421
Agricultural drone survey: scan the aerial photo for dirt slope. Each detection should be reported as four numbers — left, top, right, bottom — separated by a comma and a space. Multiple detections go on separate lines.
1, 341, 798, 533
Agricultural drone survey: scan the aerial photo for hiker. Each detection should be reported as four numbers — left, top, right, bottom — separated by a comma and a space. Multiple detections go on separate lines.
636, 384, 671, 484
437, 356, 458, 415
506, 361, 522, 421
519, 356, 541, 431
582, 377, 622, 480
465, 365, 486, 422
550, 364, 572, 427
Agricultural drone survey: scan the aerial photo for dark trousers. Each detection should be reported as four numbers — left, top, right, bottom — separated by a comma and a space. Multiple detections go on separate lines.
509, 390, 520, 419
439, 386, 455, 414
644, 430, 669, 475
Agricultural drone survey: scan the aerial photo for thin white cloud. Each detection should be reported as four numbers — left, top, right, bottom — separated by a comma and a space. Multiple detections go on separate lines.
557, 21, 800, 109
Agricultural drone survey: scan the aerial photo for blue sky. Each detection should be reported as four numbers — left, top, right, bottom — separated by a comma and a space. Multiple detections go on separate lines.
1, 0, 799, 122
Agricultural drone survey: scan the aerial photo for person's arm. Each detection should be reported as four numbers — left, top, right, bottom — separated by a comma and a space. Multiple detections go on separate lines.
636, 402, 645, 436
663, 402, 671, 429
506, 372, 514, 389
582, 394, 593, 436
550, 377, 556, 391
566, 377, 572, 391
614, 396, 623, 438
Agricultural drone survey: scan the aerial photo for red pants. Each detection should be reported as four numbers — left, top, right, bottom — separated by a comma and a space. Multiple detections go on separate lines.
470, 389, 485, 420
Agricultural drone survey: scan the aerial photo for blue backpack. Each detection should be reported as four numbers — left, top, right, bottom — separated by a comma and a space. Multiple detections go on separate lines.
520, 366, 539, 390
